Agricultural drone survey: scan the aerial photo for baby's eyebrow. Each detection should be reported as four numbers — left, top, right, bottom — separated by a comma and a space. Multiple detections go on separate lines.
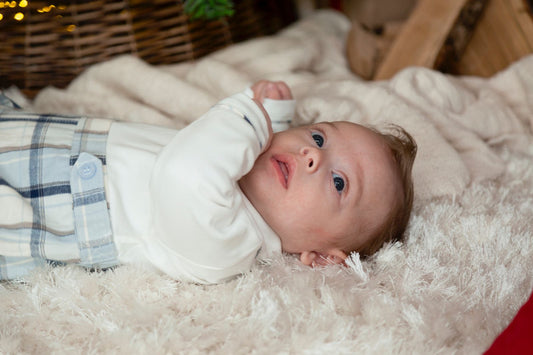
320, 121, 339, 132
351, 160, 364, 207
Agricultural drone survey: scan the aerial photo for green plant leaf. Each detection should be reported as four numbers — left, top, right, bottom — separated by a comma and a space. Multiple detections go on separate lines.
184, 0, 234, 20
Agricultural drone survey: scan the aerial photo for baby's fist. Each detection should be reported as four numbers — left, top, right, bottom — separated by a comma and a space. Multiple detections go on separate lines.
251, 80, 292, 103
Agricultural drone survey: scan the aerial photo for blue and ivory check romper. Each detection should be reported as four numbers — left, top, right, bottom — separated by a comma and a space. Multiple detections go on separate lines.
0, 93, 119, 280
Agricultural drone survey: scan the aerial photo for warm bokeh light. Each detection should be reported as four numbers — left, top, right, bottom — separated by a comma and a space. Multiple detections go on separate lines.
38, 4, 56, 13
0, 2, 66, 22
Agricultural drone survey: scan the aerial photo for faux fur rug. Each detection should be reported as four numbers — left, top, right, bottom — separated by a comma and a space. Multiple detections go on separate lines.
1, 146, 532, 353
1, 10, 533, 354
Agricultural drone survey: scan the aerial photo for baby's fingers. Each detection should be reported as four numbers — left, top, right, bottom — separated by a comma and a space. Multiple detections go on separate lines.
251, 80, 270, 102
264, 82, 292, 100
273, 81, 293, 100
251, 80, 293, 102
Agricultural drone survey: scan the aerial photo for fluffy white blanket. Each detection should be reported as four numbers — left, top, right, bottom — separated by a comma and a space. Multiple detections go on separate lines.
1, 10, 532, 354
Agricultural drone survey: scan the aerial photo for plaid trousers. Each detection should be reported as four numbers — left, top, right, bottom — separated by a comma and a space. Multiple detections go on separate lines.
0, 94, 119, 279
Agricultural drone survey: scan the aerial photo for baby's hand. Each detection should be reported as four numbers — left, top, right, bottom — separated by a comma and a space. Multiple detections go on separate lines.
251, 80, 293, 103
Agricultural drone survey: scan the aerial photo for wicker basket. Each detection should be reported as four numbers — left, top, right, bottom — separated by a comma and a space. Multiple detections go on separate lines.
0, 0, 296, 97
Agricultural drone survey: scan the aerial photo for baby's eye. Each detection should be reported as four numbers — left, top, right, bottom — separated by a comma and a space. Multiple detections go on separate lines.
311, 132, 324, 147
333, 173, 345, 193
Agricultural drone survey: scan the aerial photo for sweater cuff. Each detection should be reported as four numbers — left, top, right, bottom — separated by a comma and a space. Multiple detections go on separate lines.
244, 87, 294, 132
263, 98, 294, 132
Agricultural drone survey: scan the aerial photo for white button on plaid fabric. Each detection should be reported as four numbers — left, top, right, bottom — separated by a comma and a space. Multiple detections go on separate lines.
79, 162, 97, 179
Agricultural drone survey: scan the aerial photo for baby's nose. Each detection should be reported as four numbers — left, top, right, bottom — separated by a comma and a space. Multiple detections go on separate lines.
300, 146, 321, 172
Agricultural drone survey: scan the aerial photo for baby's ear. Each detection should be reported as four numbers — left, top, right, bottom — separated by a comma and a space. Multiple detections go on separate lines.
300, 250, 347, 267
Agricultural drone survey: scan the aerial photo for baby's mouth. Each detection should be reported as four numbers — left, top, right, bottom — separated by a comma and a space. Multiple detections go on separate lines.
278, 161, 289, 184
272, 156, 291, 188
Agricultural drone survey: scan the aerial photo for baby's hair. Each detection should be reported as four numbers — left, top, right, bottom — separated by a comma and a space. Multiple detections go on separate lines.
357, 124, 417, 257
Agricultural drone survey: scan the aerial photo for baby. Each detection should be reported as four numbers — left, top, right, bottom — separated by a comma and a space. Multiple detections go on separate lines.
0, 80, 416, 283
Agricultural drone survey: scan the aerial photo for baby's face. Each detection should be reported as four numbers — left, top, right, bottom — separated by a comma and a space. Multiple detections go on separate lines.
239, 121, 400, 258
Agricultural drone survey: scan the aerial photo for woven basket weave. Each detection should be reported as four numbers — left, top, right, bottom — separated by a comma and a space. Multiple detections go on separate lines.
0, 0, 296, 97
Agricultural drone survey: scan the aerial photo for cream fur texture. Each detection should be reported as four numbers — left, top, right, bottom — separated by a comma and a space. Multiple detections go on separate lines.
1, 10, 532, 354
1, 150, 532, 353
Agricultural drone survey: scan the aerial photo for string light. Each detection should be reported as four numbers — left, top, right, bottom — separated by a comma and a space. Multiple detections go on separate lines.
0, 1, 67, 22
38, 5, 56, 13
0, 0, 27, 21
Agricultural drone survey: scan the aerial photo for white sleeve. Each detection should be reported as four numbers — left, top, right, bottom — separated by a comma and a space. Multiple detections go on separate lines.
148, 92, 271, 284
244, 87, 295, 132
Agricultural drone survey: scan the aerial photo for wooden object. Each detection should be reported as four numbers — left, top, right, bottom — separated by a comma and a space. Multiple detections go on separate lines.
373, 0, 487, 80
346, 21, 402, 79
453, 0, 533, 76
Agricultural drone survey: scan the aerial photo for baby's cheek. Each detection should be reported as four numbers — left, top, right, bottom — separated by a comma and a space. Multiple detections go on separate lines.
307, 224, 336, 247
